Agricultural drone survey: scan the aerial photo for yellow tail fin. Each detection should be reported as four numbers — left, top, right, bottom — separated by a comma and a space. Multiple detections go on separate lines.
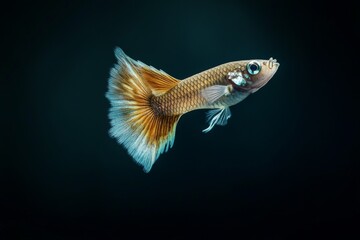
106, 48, 181, 172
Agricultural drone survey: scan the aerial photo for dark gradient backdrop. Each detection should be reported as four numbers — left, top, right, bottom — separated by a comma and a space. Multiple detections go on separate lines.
1, 0, 358, 239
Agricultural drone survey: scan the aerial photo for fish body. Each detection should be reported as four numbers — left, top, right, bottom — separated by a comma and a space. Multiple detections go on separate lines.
106, 48, 279, 172
152, 62, 243, 115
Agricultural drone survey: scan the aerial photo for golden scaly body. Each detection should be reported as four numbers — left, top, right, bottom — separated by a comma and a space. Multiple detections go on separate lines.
152, 62, 247, 116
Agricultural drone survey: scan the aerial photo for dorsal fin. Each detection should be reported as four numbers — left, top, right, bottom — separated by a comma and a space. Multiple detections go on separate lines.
131, 60, 180, 96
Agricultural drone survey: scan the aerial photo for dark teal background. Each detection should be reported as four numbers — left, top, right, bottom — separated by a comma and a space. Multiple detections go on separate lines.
1, 0, 358, 239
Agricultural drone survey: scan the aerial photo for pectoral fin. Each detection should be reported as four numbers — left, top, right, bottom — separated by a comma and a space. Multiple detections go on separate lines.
202, 107, 231, 133
201, 85, 231, 104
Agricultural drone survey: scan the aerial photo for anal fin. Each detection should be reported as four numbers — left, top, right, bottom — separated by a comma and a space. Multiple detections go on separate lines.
202, 107, 232, 133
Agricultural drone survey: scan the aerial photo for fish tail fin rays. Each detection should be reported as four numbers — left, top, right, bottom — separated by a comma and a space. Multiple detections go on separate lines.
106, 47, 181, 172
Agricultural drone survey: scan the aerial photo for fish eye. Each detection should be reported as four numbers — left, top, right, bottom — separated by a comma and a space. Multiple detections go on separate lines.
247, 61, 261, 75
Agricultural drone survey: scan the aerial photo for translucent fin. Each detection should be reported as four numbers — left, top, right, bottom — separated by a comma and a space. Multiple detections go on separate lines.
201, 85, 230, 104
202, 107, 232, 133
133, 60, 180, 96
106, 47, 181, 172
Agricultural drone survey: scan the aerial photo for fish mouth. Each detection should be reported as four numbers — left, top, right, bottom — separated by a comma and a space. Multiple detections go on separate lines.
267, 57, 280, 79
268, 57, 280, 69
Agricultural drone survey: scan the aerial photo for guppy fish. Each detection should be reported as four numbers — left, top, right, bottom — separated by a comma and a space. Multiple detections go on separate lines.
106, 48, 279, 172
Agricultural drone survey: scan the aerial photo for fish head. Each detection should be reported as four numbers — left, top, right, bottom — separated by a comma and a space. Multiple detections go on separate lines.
227, 58, 279, 93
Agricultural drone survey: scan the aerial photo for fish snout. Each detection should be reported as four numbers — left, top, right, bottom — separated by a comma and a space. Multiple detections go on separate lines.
250, 57, 279, 91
